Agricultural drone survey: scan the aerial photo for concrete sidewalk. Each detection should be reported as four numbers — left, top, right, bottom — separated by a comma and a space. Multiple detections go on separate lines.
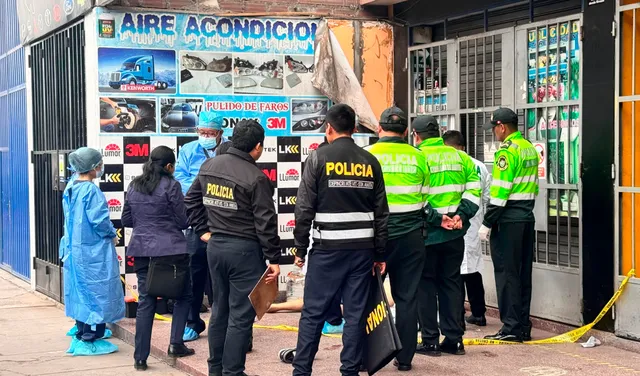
0, 270, 188, 376
114, 302, 640, 376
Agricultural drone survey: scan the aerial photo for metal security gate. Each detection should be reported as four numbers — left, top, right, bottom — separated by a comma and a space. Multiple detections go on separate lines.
30, 22, 86, 302
408, 16, 584, 325
615, 0, 640, 340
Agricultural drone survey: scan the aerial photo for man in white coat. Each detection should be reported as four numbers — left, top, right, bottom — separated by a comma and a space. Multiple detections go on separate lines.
443, 130, 491, 328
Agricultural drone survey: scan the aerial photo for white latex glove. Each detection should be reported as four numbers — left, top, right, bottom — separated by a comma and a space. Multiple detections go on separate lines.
478, 225, 491, 242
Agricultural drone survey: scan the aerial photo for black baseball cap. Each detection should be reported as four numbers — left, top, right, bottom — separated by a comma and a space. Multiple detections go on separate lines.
412, 115, 439, 133
483, 108, 518, 130
380, 107, 407, 126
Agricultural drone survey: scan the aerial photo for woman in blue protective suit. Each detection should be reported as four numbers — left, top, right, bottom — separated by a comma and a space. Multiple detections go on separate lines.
60, 147, 125, 356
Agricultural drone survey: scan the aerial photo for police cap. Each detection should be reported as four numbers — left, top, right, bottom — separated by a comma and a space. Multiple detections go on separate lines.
380, 107, 407, 126
483, 108, 518, 130
412, 115, 439, 133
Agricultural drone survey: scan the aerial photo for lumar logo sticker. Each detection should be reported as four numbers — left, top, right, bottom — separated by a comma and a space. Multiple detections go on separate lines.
108, 199, 122, 213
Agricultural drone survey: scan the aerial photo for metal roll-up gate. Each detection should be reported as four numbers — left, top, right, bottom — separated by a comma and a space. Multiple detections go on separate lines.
30, 21, 86, 302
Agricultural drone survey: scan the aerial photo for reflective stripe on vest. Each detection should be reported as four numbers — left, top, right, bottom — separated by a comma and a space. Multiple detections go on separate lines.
314, 212, 374, 223
313, 228, 374, 240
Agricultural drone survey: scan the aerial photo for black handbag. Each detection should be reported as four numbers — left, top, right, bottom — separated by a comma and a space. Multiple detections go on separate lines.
363, 267, 402, 375
146, 255, 190, 299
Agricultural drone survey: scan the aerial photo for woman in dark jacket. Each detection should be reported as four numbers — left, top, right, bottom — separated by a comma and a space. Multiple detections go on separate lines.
122, 146, 195, 371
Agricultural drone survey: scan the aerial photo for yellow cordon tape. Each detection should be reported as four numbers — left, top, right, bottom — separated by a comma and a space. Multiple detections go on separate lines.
463, 268, 636, 346
121, 269, 636, 345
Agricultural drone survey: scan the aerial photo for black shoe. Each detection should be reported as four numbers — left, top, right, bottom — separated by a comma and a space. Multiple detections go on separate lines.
359, 364, 368, 372
393, 360, 412, 371
167, 344, 196, 358
440, 339, 465, 355
465, 315, 487, 327
523, 333, 532, 342
415, 343, 441, 357
134, 360, 147, 371
484, 332, 523, 343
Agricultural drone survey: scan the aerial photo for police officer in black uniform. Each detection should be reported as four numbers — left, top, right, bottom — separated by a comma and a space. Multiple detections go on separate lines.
291, 104, 389, 376
185, 120, 281, 376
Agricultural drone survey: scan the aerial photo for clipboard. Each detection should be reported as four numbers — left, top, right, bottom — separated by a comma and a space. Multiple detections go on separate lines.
248, 267, 279, 321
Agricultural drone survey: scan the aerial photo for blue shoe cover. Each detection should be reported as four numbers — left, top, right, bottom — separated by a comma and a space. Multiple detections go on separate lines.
322, 319, 345, 335
183, 327, 199, 342
66, 337, 80, 354
102, 328, 112, 339
66, 326, 78, 336
72, 339, 118, 356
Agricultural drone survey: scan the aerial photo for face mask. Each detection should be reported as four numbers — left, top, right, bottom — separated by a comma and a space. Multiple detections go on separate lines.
95, 168, 104, 178
199, 135, 217, 150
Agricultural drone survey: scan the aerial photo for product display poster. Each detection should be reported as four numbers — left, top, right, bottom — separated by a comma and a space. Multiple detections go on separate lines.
94, 8, 376, 296
525, 21, 581, 218
95, 7, 327, 136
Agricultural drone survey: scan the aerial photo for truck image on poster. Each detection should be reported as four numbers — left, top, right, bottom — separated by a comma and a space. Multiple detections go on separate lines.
109, 55, 169, 90
98, 48, 177, 93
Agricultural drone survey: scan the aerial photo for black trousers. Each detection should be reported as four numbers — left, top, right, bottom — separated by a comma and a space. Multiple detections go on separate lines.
418, 237, 465, 344
326, 293, 344, 326
75, 321, 106, 342
460, 272, 487, 320
385, 229, 425, 365
293, 249, 373, 376
490, 222, 535, 337
186, 229, 209, 334
134, 256, 192, 362
207, 235, 265, 376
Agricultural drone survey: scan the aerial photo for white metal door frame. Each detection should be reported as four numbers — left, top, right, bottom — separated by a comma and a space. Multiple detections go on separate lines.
614, 0, 640, 340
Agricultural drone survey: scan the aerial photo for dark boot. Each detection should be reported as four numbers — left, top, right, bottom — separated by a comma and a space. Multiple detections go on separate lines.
167, 344, 195, 358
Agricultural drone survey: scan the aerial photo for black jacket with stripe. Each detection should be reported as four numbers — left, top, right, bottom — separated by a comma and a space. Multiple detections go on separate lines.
294, 137, 389, 261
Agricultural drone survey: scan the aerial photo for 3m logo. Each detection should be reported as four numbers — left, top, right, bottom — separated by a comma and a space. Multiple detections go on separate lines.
279, 220, 296, 233
279, 196, 296, 205
267, 117, 287, 129
263, 169, 277, 182
126, 143, 149, 157
103, 144, 122, 157
105, 173, 122, 183
279, 145, 299, 154
280, 169, 300, 182
108, 199, 122, 213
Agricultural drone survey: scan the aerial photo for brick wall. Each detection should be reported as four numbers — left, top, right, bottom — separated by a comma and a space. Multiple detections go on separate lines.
112, 0, 387, 18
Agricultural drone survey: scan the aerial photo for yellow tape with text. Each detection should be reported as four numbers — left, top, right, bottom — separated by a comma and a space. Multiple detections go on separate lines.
121, 269, 635, 345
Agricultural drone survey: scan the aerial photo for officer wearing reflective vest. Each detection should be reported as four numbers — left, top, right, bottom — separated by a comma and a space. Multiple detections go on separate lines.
292, 104, 389, 376
479, 108, 539, 343
412, 115, 481, 357
363, 106, 428, 371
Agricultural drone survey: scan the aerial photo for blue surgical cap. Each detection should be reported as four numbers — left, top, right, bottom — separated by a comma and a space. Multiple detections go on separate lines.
69, 147, 103, 173
198, 111, 224, 130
